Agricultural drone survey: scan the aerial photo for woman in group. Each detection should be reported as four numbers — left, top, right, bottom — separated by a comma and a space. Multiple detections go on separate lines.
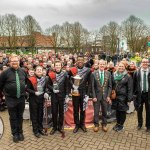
27, 66, 46, 138
127, 61, 137, 78
111, 62, 133, 132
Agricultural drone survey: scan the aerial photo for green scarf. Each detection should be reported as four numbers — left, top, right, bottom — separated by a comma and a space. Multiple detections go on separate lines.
114, 70, 127, 81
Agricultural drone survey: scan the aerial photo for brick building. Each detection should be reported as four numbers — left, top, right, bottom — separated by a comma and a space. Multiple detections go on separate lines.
0, 32, 54, 51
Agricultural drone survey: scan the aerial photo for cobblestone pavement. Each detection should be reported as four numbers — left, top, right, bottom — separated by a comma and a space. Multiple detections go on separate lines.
0, 110, 150, 150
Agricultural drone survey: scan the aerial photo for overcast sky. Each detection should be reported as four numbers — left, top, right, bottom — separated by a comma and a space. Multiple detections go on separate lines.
0, 0, 150, 31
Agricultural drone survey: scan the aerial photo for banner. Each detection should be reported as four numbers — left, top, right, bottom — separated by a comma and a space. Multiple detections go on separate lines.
64, 100, 94, 129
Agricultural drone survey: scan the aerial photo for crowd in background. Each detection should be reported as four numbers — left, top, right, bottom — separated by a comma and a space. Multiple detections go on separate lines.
0, 50, 149, 143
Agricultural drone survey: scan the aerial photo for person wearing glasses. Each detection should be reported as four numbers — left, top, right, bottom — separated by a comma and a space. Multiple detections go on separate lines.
0, 54, 27, 143
133, 58, 150, 132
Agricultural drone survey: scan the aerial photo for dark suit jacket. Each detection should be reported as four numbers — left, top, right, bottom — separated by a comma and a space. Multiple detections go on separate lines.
133, 68, 150, 108
0, 67, 27, 108
91, 70, 112, 100
46, 71, 69, 99
68, 66, 91, 97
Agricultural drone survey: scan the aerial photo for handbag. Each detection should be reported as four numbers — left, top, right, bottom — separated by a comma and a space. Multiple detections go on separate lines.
110, 82, 119, 100
110, 90, 116, 100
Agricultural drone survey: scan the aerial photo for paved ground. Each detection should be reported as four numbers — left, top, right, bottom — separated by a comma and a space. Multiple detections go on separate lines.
0, 110, 150, 150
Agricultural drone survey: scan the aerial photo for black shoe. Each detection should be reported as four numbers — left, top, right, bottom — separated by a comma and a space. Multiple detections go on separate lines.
50, 128, 57, 135
39, 130, 45, 136
116, 125, 124, 132
58, 128, 64, 133
73, 126, 79, 133
34, 132, 41, 138
13, 134, 19, 143
80, 125, 87, 133
113, 124, 119, 131
137, 125, 142, 130
18, 133, 24, 141
146, 128, 150, 133
0, 106, 5, 111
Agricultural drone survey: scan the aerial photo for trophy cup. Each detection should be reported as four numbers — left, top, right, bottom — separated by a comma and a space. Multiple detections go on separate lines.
72, 75, 82, 96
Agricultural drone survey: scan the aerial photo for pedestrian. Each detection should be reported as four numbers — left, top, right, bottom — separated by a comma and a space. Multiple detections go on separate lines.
112, 62, 133, 132
0, 54, 27, 142
69, 55, 91, 133
133, 58, 150, 132
46, 61, 69, 135
91, 59, 112, 132
27, 66, 46, 138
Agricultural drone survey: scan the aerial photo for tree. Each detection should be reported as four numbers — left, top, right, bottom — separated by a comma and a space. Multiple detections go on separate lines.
61, 22, 72, 49
17, 18, 26, 51
45, 24, 62, 53
70, 22, 88, 53
107, 21, 120, 54
0, 14, 20, 52
100, 22, 120, 54
23, 15, 41, 53
89, 29, 101, 53
100, 25, 108, 52
0, 15, 6, 50
122, 15, 148, 52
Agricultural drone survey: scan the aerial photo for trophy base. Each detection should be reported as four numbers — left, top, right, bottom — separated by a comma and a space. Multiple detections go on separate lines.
72, 92, 80, 97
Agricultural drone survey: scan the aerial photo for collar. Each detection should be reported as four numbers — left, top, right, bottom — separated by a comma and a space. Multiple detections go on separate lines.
99, 70, 104, 74
141, 68, 149, 72
10, 67, 19, 72
77, 66, 84, 69
55, 70, 62, 74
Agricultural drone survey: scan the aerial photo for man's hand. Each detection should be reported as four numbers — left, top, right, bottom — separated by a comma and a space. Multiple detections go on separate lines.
106, 97, 111, 104
127, 102, 131, 106
72, 84, 78, 90
65, 95, 70, 103
93, 98, 97, 102
35, 91, 41, 96
44, 93, 49, 99
84, 95, 89, 102
53, 89, 59, 93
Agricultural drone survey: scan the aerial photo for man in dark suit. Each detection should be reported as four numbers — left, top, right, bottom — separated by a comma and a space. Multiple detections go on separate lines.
91, 59, 112, 132
69, 56, 91, 133
133, 58, 150, 132
0, 54, 27, 142
46, 61, 69, 135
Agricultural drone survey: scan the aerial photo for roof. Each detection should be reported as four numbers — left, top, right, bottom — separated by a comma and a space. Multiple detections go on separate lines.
0, 32, 54, 48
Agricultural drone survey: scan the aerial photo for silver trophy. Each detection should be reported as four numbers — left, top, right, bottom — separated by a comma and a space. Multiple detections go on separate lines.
72, 75, 82, 96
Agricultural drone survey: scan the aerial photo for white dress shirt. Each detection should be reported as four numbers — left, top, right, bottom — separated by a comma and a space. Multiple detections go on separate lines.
140, 68, 149, 92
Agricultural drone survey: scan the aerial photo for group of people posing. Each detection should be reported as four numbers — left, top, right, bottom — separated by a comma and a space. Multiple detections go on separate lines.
0, 51, 149, 143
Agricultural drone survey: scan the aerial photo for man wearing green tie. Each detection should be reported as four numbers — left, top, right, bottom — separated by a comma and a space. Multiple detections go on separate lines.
133, 58, 150, 132
0, 54, 27, 142
91, 59, 112, 132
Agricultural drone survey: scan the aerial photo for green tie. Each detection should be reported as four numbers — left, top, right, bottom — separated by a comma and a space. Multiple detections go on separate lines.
15, 71, 20, 98
143, 71, 147, 92
100, 72, 104, 85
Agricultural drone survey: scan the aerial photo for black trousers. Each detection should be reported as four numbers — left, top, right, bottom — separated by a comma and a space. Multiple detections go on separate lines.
51, 94, 64, 129
116, 110, 126, 126
137, 92, 150, 129
6, 97, 25, 136
72, 95, 85, 127
93, 99, 107, 126
29, 95, 44, 134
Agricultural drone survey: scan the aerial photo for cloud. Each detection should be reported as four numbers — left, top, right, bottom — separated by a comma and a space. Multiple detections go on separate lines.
0, 0, 150, 31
